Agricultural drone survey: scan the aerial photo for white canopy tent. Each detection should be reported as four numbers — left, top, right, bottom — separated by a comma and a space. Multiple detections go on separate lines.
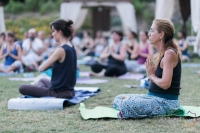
0, 6, 6, 33
155, 0, 200, 55
191, 0, 200, 55
60, 1, 137, 35
155, 0, 175, 20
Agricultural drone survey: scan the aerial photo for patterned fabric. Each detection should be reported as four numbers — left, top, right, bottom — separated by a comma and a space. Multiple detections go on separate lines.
113, 94, 180, 119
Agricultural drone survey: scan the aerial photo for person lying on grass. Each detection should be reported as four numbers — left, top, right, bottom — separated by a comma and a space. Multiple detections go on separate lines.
113, 18, 182, 118
19, 19, 77, 98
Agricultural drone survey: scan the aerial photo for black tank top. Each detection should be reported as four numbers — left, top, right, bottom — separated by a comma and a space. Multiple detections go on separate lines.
149, 49, 181, 95
50, 44, 77, 92
127, 46, 133, 60
108, 44, 126, 66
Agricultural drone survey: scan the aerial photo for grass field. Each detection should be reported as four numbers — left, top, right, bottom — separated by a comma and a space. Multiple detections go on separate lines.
1, 63, 200, 133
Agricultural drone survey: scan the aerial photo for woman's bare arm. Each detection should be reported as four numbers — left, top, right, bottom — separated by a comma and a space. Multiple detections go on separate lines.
111, 45, 126, 61
39, 48, 64, 72
0, 44, 8, 60
9, 45, 22, 60
100, 46, 110, 59
149, 50, 178, 90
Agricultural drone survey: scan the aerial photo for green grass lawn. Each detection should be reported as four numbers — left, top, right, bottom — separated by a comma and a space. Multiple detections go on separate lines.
1, 64, 200, 133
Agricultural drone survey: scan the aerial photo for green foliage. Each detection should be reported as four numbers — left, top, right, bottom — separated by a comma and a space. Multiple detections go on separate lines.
4, 0, 62, 14
132, 0, 155, 28
111, 15, 121, 26
132, 0, 146, 15
81, 9, 92, 30
5, 17, 57, 39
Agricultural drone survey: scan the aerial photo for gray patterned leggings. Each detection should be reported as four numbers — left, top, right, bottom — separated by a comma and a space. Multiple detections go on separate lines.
19, 78, 75, 98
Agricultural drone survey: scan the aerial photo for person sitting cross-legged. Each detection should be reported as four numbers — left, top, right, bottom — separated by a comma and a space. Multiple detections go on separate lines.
113, 19, 182, 119
0, 31, 22, 73
19, 19, 77, 98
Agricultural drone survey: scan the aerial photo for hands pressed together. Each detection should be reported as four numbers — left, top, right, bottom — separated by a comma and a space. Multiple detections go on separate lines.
145, 56, 156, 81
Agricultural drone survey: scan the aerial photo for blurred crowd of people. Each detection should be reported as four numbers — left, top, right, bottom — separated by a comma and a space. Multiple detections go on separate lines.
0, 28, 190, 76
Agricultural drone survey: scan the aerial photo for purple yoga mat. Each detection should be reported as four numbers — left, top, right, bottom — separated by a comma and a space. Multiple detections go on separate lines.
79, 72, 90, 77
76, 78, 108, 84
9, 77, 36, 82
118, 73, 144, 80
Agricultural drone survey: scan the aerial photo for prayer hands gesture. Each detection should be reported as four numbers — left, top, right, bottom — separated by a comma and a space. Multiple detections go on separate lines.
145, 56, 156, 77
5, 46, 11, 57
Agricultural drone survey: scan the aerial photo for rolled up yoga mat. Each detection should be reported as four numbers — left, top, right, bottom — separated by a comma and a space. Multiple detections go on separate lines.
8, 87, 100, 110
8, 98, 68, 110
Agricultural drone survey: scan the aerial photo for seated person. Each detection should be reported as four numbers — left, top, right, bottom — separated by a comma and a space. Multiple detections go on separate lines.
125, 31, 139, 71
113, 19, 181, 118
45, 33, 58, 48
0, 31, 22, 73
21, 28, 44, 71
79, 31, 95, 56
71, 32, 82, 57
178, 30, 189, 62
16, 32, 28, 48
127, 31, 153, 73
19, 19, 76, 98
94, 30, 107, 56
38, 31, 51, 60
90, 30, 127, 77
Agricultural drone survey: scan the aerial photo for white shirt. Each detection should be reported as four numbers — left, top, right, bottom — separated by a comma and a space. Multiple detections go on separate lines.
72, 36, 81, 46
22, 38, 44, 52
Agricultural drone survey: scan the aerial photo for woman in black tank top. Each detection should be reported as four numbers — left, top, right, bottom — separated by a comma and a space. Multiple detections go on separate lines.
90, 30, 127, 77
19, 19, 76, 98
113, 19, 182, 119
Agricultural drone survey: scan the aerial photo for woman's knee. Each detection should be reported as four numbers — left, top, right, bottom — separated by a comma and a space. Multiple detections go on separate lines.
91, 64, 103, 73
19, 84, 28, 94
38, 78, 47, 84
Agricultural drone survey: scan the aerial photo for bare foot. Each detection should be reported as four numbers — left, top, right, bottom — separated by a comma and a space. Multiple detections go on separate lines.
89, 72, 96, 77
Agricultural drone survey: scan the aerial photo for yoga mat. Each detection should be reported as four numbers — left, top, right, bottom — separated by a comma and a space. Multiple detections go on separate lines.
9, 77, 36, 82
8, 87, 100, 110
79, 103, 119, 119
76, 78, 108, 84
8, 98, 68, 110
0, 72, 17, 76
77, 60, 87, 65
183, 106, 200, 117
182, 63, 200, 68
118, 73, 144, 80
74, 87, 100, 92
79, 72, 90, 77
9, 72, 90, 83
79, 103, 200, 120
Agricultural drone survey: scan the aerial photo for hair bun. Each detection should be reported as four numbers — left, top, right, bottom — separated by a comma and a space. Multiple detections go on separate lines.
66, 20, 73, 26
